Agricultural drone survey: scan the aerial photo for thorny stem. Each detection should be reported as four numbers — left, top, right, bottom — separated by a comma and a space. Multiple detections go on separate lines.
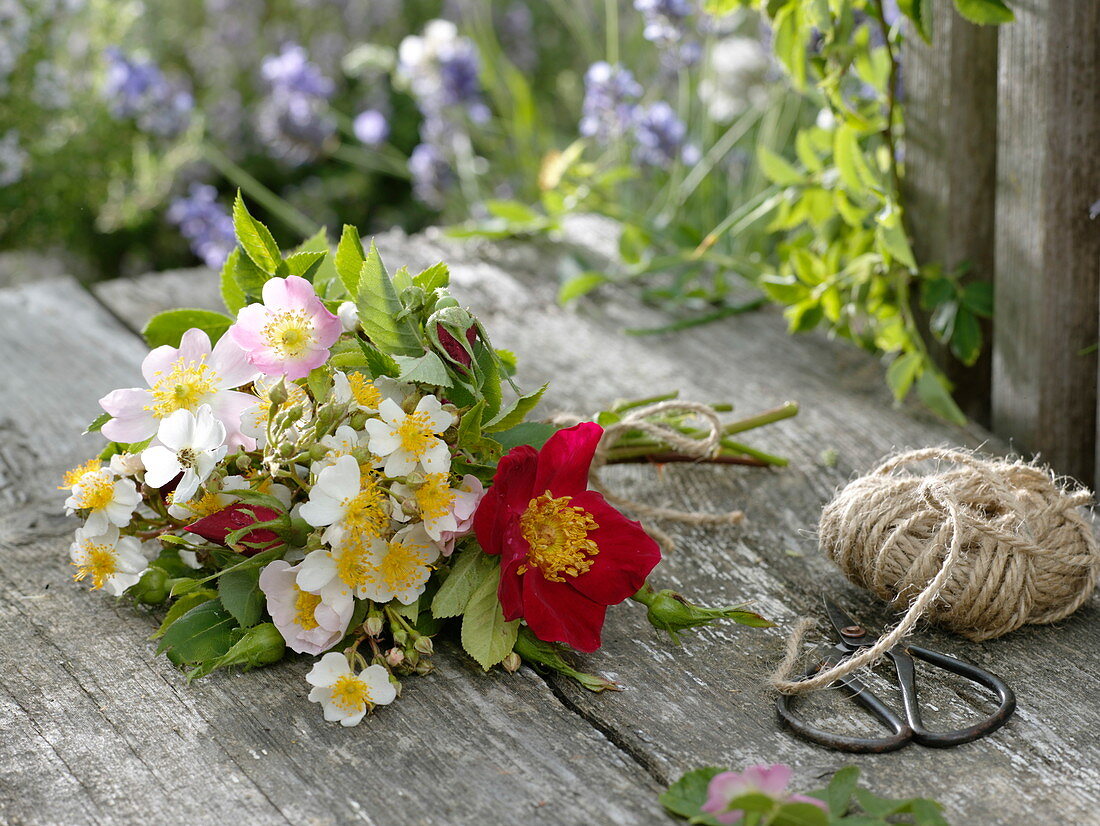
869, 0, 904, 202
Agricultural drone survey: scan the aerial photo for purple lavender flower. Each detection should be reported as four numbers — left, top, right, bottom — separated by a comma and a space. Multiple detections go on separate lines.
579, 62, 642, 144
633, 101, 699, 167
353, 109, 390, 146
261, 43, 334, 99
167, 184, 236, 269
408, 143, 453, 209
398, 20, 488, 122
635, 0, 693, 45
102, 48, 193, 137
256, 42, 336, 166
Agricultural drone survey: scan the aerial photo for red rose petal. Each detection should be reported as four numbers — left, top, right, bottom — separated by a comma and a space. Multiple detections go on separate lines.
521, 572, 607, 652
566, 491, 662, 604
186, 503, 282, 556
531, 421, 604, 498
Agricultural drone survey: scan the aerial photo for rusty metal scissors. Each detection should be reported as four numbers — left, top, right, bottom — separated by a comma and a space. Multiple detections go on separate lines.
776, 597, 1016, 753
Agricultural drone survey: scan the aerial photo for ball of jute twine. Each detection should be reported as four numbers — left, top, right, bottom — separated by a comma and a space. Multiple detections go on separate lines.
554, 401, 745, 550
773, 448, 1100, 694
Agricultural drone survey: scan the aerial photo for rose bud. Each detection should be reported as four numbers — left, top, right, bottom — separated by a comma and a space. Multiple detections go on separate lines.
186, 503, 285, 556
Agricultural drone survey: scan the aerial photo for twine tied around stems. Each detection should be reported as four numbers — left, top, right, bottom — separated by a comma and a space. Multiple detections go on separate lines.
557, 400, 747, 550
773, 448, 1100, 694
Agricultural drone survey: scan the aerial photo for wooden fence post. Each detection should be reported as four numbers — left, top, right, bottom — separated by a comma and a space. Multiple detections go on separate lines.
902, 0, 999, 426
991, 0, 1100, 485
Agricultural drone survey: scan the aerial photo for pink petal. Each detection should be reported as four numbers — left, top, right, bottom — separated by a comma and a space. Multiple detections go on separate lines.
142, 345, 180, 386
743, 764, 792, 797
281, 275, 318, 309
312, 308, 342, 349
211, 390, 261, 450
177, 328, 213, 365
261, 276, 293, 310
99, 388, 158, 444
211, 333, 259, 388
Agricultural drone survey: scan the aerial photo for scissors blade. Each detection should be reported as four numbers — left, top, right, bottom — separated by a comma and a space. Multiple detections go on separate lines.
822, 596, 871, 647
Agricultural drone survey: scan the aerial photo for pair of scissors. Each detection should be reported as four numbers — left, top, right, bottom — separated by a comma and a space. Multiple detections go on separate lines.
776, 597, 1016, 753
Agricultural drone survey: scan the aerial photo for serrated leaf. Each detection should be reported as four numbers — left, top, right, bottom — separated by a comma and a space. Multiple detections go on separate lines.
960, 280, 993, 317
953, 0, 1013, 25
795, 130, 823, 173
335, 224, 366, 297
659, 767, 724, 824
899, 0, 932, 41
473, 342, 502, 419
460, 561, 519, 670
414, 262, 450, 292
817, 765, 860, 815
393, 351, 452, 387
356, 240, 422, 356
432, 543, 498, 619
218, 568, 265, 628
283, 251, 326, 280
494, 422, 558, 451
486, 383, 547, 432
558, 272, 607, 304
950, 307, 982, 366
232, 192, 283, 275
758, 145, 804, 186
357, 338, 401, 378
219, 248, 247, 314
876, 221, 917, 271
835, 124, 869, 194
157, 598, 238, 665
770, 801, 829, 826
143, 309, 235, 349
84, 412, 111, 435
760, 275, 809, 304
232, 246, 272, 299
151, 589, 217, 639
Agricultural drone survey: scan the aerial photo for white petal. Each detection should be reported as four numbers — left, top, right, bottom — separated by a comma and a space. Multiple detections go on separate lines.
83, 510, 108, 535
140, 446, 182, 488
362, 665, 398, 706
299, 490, 344, 528
297, 550, 338, 592
174, 470, 200, 503
306, 651, 351, 687
417, 395, 454, 431
317, 454, 361, 499
157, 408, 196, 450
377, 397, 404, 425
419, 441, 451, 474
340, 709, 367, 727
384, 451, 417, 477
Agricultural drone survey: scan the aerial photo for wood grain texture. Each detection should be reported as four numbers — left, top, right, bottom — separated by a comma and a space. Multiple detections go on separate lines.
83, 222, 1100, 824
991, 0, 1100, 485
0, 279, 668, 826
901, 0, 999, 424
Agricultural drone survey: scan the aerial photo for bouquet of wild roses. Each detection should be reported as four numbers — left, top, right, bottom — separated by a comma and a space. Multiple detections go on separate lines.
61, 195, 782, 726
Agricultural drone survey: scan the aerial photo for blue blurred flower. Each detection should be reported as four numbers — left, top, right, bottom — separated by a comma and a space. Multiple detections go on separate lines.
408, 143, 453, 209
102, 48, 192, 137
256, 42, 336, 166
633, 101, 699, 167
261, 43, 334, 99
579, 62, 642, 144
353, 109, 390, 146
167, 184, 236, 269
398, 20, 488, 123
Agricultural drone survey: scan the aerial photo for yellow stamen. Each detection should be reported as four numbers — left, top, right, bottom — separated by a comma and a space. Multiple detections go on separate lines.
294, 588, 322, 630
60, 459, 101, 490
74, 472, 116, 512
373, 535, 433, 593
519, 492, 600, 582
415, 474, 454, 521
262, 309, 315, 359
347, 372, 383, 409
73, 541, 118, 590
342, 471, 389, 542
395, 411, 435, 457
144, 356, 220, 418
329, 674, 372, 711
173, 489, 225, 518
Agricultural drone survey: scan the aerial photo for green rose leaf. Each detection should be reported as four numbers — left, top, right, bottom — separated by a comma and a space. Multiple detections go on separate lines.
414, 262, 450, 292
283, 250, 327, 280
218, 567, 265, 628
433, 543, 498, 619
394, 351, 453, 387
143, 308, 235, 349
151, 588, 218, 640
758, 145, 804, 186
156, 598, 238, 665
232, 192, 284, 276
659, 766, 724, 824
219, 248, 247, 314
356, 239, 423, 356
460, 560, 519, 669
558, 272, 607, 305
953, 0, 1014, 25
485, 383, 547, 432
335, 224, 366, 297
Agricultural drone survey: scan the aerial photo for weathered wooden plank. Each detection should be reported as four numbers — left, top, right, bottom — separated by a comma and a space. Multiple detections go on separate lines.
901, 0, 999, 424
991, 1, 1100, 485
0, 278, 670, 826
88, 225, 1100, 823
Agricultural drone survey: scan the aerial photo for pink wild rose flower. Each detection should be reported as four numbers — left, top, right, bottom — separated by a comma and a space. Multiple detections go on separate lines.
229, 275, 342, 381
702, 764, 827, 825
99, 328, 258, 449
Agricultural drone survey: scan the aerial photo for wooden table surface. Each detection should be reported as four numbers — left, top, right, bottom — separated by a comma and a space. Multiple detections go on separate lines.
3, 223, 1098, 825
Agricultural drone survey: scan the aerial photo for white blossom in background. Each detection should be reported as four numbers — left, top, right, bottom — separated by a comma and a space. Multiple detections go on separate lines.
698, 37, 773, 123
141, 405, 228, 502
70, 525, 148, 596
306, 652, 396, 726
0, 130, 28, 186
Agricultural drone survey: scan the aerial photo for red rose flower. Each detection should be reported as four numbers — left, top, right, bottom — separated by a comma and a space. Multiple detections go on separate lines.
187, 503, 283, 556
473, 422, 661, 651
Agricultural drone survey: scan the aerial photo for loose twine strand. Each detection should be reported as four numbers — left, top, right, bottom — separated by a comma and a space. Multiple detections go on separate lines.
772, 447, 1100, 695
555, 401, 745, 550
